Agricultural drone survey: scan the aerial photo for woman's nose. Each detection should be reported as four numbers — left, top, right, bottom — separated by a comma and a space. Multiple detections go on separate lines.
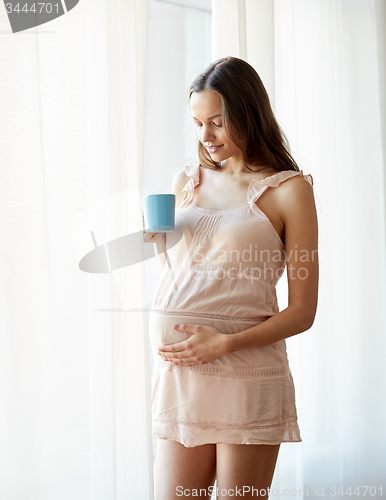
199, 125, 215, 143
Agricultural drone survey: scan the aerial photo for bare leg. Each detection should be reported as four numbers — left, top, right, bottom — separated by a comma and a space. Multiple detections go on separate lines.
154, 439, 217, 500
216, 443, 280, 499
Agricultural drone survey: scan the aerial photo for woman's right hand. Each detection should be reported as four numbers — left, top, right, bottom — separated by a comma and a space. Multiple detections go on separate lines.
143, 229, 155, 244
142, 210, 168, 269
142, 210, 155, 243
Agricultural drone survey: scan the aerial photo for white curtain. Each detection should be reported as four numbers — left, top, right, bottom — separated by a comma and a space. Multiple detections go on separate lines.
0, 1, 153, 499
212, 0, 386, 496
2, 0, 386, 498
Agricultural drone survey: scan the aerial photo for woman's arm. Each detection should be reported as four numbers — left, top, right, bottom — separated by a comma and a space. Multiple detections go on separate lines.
225, 175, 319, 352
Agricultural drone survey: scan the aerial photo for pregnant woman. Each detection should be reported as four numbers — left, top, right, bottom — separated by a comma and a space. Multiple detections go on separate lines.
145, 56, 319, 499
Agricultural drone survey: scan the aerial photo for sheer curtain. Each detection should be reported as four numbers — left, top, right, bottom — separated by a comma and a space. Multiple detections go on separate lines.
2, 0, 386, 498
0, 0, 153, 498
212, 0, 386, 496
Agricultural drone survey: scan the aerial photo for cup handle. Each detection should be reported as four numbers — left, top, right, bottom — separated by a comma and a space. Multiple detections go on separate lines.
142, 210, 155, 243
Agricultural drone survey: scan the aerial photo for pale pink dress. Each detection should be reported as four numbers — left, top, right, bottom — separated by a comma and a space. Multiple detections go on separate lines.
148, 162, 314, 447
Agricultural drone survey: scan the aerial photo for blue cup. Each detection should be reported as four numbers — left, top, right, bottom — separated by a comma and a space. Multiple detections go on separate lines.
142, 194, 175, 232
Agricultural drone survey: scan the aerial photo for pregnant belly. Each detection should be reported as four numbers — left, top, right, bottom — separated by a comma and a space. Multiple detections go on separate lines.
148, 312, 196, 355
148, 310, 288, 369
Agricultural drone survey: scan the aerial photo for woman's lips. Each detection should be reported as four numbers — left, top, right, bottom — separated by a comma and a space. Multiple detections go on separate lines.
207, 145, 223, 153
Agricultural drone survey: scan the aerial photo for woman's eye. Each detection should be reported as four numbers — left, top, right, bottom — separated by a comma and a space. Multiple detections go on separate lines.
195, 123, 222, 128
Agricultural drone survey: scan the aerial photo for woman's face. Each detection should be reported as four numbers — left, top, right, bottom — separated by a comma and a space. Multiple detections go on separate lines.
190, 90, 241, 163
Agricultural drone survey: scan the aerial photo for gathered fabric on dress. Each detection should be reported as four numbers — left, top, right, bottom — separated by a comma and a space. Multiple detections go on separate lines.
148, 161, 314, 447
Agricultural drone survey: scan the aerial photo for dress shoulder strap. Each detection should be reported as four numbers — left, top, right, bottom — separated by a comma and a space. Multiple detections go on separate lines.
179, 162, 201, 208
247, 169, 313, 205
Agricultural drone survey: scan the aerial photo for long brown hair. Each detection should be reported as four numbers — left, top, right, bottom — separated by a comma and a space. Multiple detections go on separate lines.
189, 56, 300, 172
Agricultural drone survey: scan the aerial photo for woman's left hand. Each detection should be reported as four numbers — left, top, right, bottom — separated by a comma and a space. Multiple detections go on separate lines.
158, 324, 229, 366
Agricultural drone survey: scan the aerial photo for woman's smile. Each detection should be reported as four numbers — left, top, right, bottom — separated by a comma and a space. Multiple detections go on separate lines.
206, 144, 223, 153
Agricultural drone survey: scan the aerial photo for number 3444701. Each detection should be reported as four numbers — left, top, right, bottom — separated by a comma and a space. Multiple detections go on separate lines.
323, 486, 382, 497
5, 3, 60, 14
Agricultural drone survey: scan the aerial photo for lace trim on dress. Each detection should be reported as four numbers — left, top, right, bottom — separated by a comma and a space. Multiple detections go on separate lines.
153, 419, 290, 431
156, 360, 285, 377
150, 308, 269, 323
179, 162, 200, 209
247, 170, 314, 205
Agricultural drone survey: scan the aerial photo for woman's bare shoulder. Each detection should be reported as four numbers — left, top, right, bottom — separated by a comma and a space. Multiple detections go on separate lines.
275, 174, 316, 220
172, 167, 191, 206
277, 173, 314, 198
